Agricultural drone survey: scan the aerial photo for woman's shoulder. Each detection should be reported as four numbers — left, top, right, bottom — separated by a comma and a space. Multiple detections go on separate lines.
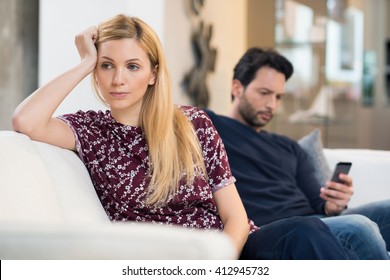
58, 110, 115, 132
176, 106, 219, 140
176, 105, 211, 124
60, 109, 111, 122
177, 105, 205, 116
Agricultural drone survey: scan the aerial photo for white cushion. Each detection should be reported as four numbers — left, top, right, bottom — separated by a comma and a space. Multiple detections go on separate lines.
32, 140, 109, 224
0, 131, 109, 225
0, 131, 64, 224
324, 149, 390, 207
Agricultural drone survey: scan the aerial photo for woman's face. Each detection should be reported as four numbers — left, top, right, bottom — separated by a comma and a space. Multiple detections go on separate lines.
95, 38, 156, 125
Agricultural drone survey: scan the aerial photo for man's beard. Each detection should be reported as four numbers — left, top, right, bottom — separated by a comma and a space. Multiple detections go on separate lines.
238, 94, 273, 130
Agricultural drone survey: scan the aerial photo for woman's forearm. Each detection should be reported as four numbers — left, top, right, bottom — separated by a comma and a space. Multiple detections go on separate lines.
223, 218, 249, 258
213, 183, 249, 258
12, 59, 95, 137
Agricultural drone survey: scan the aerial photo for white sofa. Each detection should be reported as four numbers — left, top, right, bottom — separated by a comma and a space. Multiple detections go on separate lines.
324, 148, 390, 208
0, 131, 235, 260
1, 131, 389, 259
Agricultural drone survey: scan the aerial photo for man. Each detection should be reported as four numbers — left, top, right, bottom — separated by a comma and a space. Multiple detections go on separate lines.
205, 47, 390, 259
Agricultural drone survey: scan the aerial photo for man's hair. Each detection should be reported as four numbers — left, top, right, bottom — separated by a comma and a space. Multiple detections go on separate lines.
233, 47, 294, 88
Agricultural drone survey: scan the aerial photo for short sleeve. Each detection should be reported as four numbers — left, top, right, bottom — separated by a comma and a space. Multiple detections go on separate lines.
185, 107, 236, 193
57, 110, 99, 163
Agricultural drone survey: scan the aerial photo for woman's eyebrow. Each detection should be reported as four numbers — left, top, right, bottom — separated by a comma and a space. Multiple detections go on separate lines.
99, 56, 114, 61
99, 56, 141, 62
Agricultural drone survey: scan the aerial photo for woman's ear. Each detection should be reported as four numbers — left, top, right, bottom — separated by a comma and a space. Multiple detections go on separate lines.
93, 71, 99, 87
148, 65, 158, 85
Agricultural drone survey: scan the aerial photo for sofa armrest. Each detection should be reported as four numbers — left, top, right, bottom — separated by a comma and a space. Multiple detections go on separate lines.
324, 149, 390, 207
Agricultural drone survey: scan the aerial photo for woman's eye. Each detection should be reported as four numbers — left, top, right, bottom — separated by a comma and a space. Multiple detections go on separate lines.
101, 63, 113, 70
127, 64, 139, 71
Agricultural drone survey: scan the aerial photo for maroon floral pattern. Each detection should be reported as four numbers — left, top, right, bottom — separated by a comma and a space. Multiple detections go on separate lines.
59, 106, 258, 232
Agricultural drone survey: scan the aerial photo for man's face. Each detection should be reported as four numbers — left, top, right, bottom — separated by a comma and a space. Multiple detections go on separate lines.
232, 67, 286, 131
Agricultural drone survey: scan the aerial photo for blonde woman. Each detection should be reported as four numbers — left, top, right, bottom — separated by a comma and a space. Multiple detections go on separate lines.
13, 14, 354, 259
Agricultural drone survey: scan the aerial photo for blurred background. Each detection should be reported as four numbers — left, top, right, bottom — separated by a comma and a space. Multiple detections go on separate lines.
1, 0, 389, 149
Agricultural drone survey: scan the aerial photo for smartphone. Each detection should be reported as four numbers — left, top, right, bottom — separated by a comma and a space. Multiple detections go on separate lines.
330, 162, 352, 183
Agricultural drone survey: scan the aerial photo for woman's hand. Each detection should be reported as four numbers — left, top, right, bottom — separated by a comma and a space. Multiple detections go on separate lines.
74, 26, 98, 70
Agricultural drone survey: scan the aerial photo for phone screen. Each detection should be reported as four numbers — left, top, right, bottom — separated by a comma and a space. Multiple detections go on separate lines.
330, 162, 352, 183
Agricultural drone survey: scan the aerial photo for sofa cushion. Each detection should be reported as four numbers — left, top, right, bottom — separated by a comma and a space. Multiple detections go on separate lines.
33, 140, 110, 224
0, 131, 64, 224
0, 131, 109, 225
324, 148, 390, 207
298, 129, 332, 187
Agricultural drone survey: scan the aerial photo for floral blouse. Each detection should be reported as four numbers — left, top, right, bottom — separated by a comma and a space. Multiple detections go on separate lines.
59, 106, 258, 232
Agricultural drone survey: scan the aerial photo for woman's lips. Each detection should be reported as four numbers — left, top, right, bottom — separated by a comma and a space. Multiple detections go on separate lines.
110, 92, 129, 98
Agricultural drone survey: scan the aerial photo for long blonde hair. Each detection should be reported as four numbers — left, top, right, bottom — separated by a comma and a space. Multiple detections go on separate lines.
92, 14, 206, 206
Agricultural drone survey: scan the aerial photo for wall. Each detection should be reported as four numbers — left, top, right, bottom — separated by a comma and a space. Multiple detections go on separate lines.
242, 0, 390, 150
388, 0, 390, 39
8, 0, 389, 149
354, 0, 390, 149
39, 0, 165, 117
0, 0, 38, 130
247, 0, 275, 49
165, 0, 247, 114
38, 0, 246, 117
201, 0, 247, 114
163, 0, 192, 106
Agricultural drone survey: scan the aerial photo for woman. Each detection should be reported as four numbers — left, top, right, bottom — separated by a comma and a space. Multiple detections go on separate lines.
12, 14, 355, 259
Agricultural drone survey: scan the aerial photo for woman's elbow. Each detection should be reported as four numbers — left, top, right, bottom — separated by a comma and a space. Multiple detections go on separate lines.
11, 111, 33, 135
12, 111, 25, 132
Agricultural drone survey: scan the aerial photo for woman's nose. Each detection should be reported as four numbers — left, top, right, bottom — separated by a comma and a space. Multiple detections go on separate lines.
113, 69, 125, 86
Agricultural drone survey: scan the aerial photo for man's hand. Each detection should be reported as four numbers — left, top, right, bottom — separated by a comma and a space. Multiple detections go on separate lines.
320, 173, 354, 216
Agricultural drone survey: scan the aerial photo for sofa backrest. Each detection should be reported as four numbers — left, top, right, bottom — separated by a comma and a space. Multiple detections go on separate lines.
324, 148, 390, 207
